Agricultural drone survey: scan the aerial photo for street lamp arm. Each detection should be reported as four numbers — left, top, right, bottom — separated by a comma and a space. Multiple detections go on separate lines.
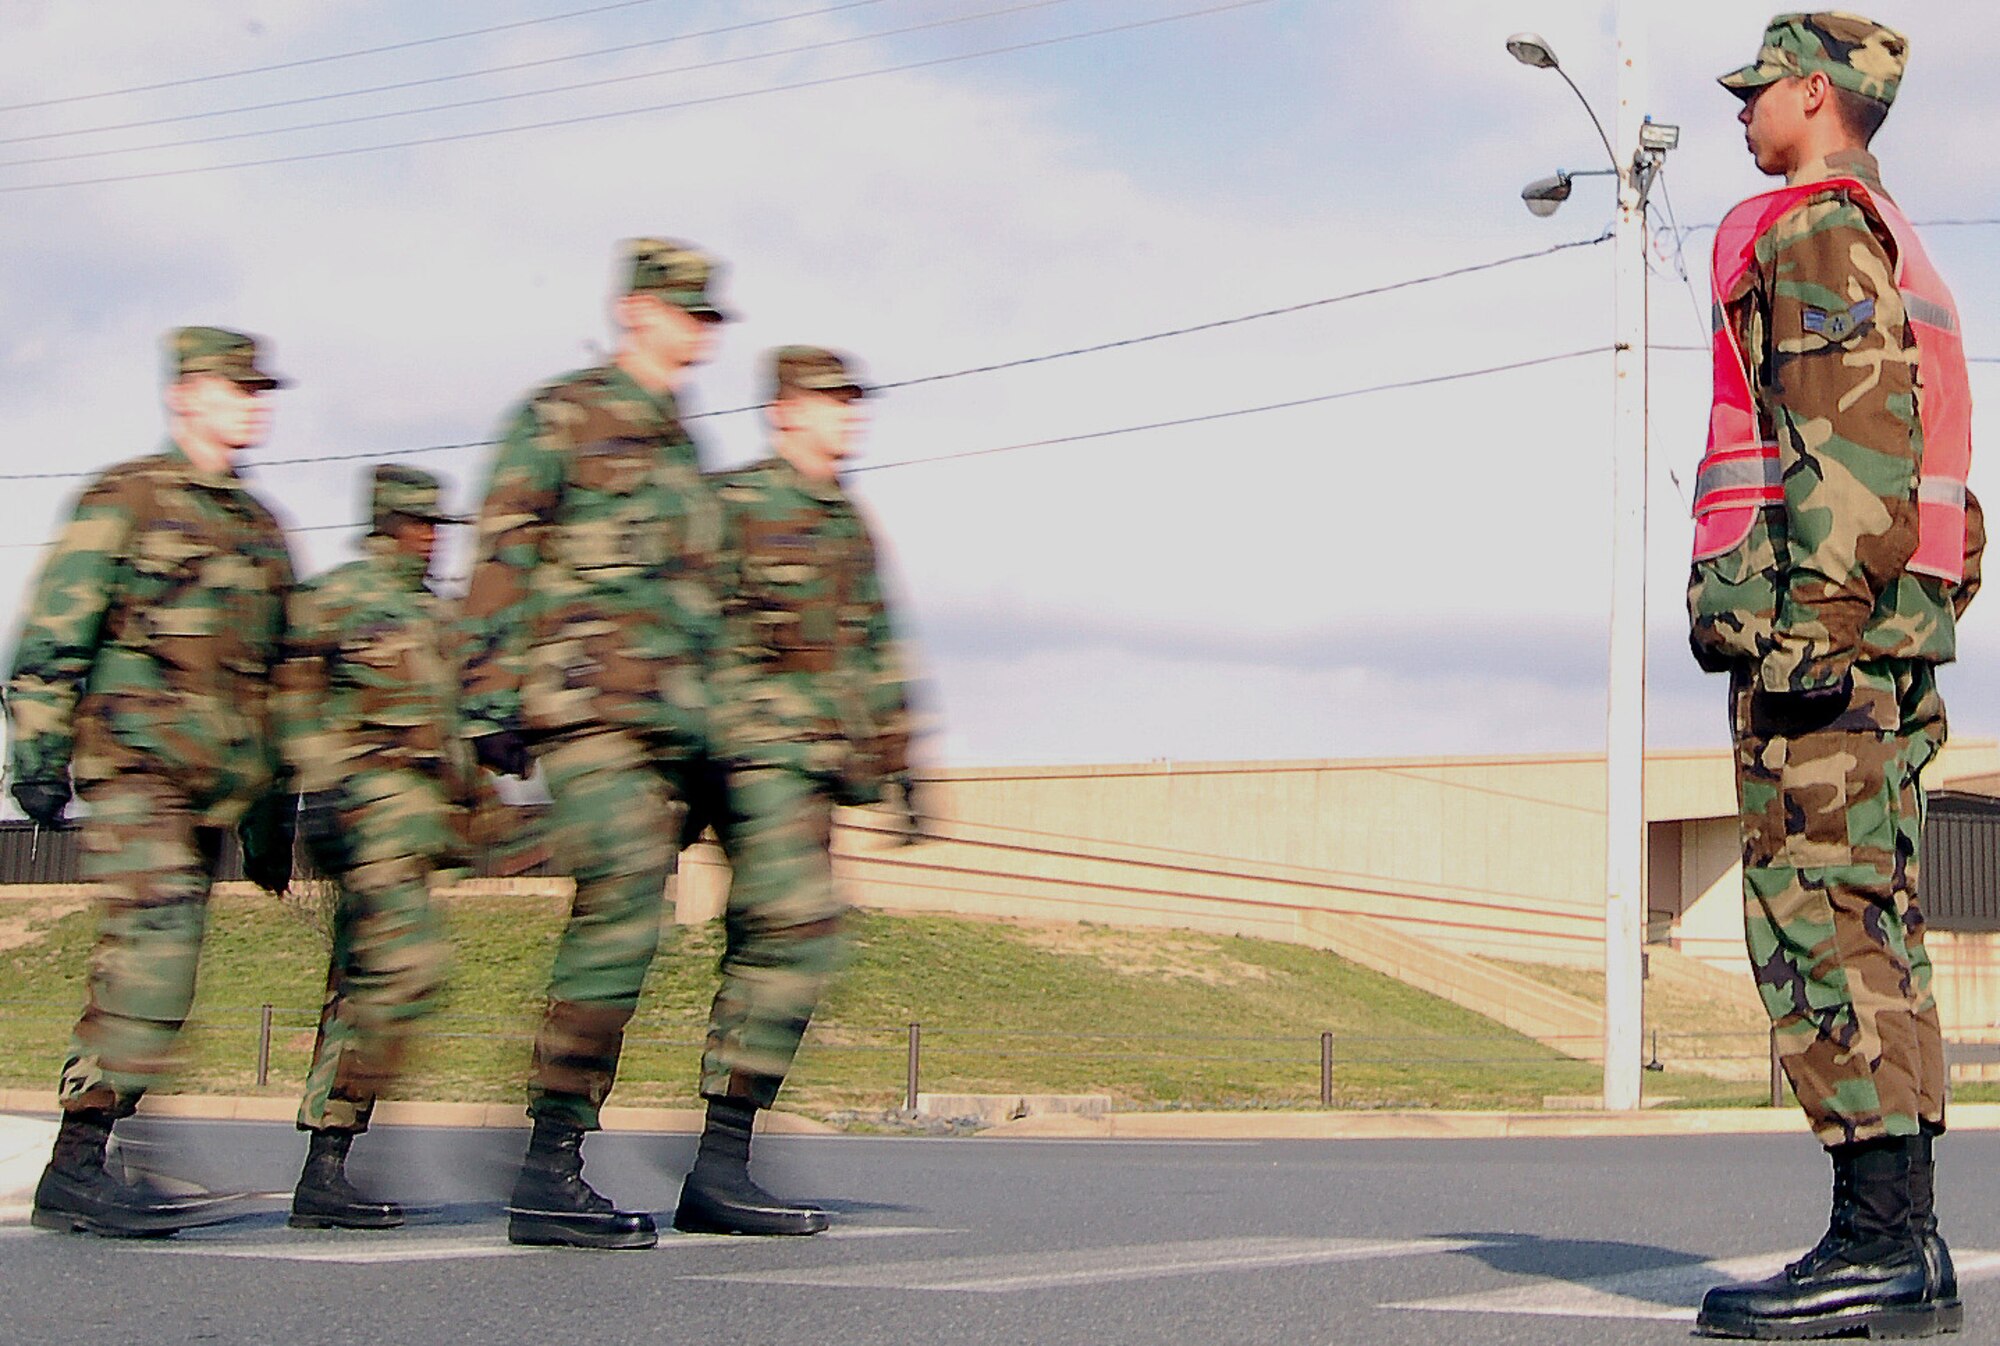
1554, 64, 1619, 173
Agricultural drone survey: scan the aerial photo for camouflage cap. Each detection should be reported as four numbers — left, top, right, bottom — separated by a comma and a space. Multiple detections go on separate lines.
622, 237, 732, 319
165, 326, 288, 389
767, 345, 871, 401
1719, 12, 1907, 106
370, 464, 465, 525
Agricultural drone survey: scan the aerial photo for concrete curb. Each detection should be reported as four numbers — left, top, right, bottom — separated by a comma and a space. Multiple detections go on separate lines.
0, 1090, 835, 1135
0, 1115, 57, 1204
979, 1102, 2000, 1140
10, 1092, 2000, 1140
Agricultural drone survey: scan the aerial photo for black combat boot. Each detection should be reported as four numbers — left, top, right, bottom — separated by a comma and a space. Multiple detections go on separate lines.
1696, 1138, 1944, 1339
1908, 1124, 1961, 1326
673, 1098, 828, 1236
32, 1109, 240, 1238
289, 1129, 404, 1230
507, 1116, 656, 1249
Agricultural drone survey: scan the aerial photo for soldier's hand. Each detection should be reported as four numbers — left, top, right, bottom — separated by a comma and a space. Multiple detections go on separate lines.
297, 790, 351, 875
1750, 677, 1853, 739
238, 793, 297, 895
891, 774, 934, 847
11, 775, 72, 829
473, 729, 532, 779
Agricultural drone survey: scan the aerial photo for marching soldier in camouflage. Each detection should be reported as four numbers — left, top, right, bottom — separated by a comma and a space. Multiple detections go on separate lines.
277, 465, 469, 1230
460, 238, 731, 1249
7, 327, 297, 1237
1689, 15, 1982, 1339
673, 346, 918, 1237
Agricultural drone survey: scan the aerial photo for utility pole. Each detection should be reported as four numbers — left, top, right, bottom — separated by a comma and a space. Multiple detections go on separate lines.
1601, 0, 1649, 1113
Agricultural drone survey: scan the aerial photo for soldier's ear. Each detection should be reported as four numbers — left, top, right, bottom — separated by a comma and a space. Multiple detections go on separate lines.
162, 377, 195, 418
1801, 70, 1833, 116
765, 399, 793, 435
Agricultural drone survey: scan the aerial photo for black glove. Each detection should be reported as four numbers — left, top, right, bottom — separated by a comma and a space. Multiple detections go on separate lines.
890, 774, 934, 847
239, 793, 297, 895
678, 757, 728, 849
297, 789, 351, 876
1749, 676, 1853, 739
474, 729, 533, 779
12, 775, 71, 828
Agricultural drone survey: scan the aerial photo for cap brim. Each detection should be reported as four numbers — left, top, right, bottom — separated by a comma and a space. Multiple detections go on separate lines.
237, 374, 288, 391
1718, 62, 1782, 94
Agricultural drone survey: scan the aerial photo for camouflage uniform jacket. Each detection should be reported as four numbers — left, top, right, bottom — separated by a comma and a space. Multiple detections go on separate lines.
277, 535, 475, 808
710, 456, 911, 802
1689, 150, 1984, 693
459, 364, 726, 753
5, 444, 294, 823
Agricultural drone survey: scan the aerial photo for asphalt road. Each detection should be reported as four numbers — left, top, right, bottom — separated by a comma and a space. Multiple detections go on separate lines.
4, 1121, 2000, 1346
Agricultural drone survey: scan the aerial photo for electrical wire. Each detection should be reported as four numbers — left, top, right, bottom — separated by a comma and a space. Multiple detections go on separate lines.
0, 0, 1081, 168
0, 0, 675, 113
0, 236, 1613, 484
0, 1, 1273, 196
0, 1, 898, 146
846, 346, 1612, 473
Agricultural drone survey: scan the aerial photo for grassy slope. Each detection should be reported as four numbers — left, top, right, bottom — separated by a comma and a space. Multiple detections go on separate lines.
0, 893, 1761, 1115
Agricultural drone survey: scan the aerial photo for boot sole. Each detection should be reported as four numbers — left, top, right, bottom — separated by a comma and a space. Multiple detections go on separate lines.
288, 1211, 405, 1231
672, 1206, 829, 1237
1696, 1299, 1960, 1340
506, 1213, 657, 1250
31, 1207, 180, 1240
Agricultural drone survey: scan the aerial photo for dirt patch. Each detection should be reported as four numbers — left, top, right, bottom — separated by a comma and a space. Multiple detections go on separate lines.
0, 897, 89, 953
1011, 924, 1271, 987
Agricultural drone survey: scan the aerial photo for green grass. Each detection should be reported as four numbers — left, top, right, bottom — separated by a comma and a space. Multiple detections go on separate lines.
0, 893, 1761, 1116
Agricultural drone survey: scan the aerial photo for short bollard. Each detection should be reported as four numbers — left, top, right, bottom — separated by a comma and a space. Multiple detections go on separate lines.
905, 1022, 922, 1112
1320, 1032, 1334, 1107
256, 1003, 274, 1087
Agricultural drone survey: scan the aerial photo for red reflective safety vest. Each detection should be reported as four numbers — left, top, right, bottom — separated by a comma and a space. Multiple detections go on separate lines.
1691, 178, 1972, 584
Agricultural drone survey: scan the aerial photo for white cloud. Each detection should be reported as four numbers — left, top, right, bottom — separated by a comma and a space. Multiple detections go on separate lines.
2, 0, 1997, 770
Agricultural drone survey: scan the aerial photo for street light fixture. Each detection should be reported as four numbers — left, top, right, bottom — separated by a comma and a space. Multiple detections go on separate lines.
1507, 7, 1675, 1114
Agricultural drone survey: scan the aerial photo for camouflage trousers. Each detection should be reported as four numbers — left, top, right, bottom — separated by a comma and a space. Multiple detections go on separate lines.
700, 765, 849, 1109
1730, 659, 1946, 1148
297, 770, 453, 1134
57, 774, 229, 1117
527, 729, 688, 1130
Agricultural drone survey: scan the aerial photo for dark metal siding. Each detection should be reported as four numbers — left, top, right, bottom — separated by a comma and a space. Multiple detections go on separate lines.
1920, 792, 2000, 932
0, 806, 560, 885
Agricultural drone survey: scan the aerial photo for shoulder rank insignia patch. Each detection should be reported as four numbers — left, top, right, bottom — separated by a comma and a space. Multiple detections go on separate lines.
1802, 298, 1875, 342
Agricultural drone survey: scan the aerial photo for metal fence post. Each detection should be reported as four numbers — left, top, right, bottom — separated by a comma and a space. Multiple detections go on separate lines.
1320, 1032, 1334, 1108
256, 1003, 274, 1087
905, 1021, 922, 1112
1768, 1025, 1785, 1109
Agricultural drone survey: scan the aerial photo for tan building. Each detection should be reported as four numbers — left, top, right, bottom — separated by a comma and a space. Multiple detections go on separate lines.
674, 740, 2000, 1049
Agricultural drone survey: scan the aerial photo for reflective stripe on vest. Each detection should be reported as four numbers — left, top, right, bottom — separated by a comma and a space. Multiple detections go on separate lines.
1690, 178, 1973, 584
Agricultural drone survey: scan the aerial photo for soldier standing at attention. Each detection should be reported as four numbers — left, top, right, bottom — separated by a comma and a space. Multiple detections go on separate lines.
675, 346, 917, 1237
1687, 15, 1981, 1340
460, 239, 730, 1250
278, 466, 468, 1230
8, 328, 298, 1237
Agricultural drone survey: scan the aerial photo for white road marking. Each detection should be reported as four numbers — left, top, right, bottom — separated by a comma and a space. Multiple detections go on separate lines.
131, 1222, 953, 1265
1388, 1248, 2000, 1322
689, 1235, 1490, 1293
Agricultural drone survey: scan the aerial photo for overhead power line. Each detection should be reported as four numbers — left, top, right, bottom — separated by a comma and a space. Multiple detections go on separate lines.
0, 346, 1614, 550
0, 0, 1272, 195
0, 0, 1052, 164
0, 0, 673, 113
0, 236, 1611, 485
848, 346, 1615, 473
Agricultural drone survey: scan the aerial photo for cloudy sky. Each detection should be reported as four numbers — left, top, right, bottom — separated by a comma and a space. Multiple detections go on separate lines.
2, 0, 1995, 769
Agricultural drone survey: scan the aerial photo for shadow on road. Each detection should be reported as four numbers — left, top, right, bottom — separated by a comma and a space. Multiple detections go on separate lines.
1438, 1230, 1713, 1306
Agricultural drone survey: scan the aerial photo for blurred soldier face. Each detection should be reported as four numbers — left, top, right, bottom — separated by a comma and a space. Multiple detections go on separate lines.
388, 517, 439, 572
165, 373, 272, 468
769, 388, 868, 482
615, 292, 721, 392
1737, 73, 1827, 178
